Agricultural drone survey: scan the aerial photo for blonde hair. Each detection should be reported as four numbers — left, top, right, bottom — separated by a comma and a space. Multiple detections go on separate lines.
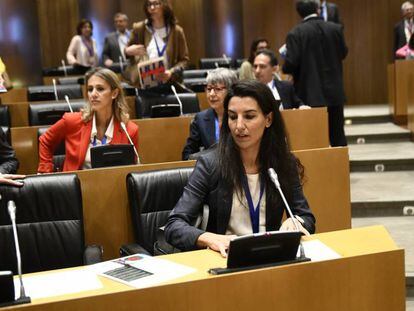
82, 67, 130, 124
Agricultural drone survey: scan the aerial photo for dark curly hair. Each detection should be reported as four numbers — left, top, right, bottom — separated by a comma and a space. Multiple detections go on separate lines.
76, 19, 93, 36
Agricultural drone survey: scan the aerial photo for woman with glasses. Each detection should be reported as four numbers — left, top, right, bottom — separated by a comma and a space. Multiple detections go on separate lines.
166, 80, 315, 257
182, 68, 238, 160
125, 0, 189, 86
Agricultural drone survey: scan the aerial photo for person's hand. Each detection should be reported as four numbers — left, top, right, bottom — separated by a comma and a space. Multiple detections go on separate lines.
104, 59, 114, 67
197, 232, 237, 257
299, 105, 311, 110
0, 174, 25, 187
125, 44, 146, 57
280, 216, 310, 236
158, 70, 172, 83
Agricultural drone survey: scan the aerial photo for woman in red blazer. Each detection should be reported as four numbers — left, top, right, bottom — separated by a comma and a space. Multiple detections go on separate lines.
38, 67, 139, 173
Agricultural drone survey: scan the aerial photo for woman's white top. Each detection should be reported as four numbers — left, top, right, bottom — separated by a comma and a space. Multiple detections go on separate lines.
66, 35, 98, 67
82, 115, 114, 170
226, 173, 266, 236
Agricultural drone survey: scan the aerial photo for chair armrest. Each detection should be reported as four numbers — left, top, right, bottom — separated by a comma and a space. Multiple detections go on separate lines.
84, 245, 103, 265
120, 243, 151, 257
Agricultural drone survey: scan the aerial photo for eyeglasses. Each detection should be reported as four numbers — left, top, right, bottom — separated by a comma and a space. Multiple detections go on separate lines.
147, 1, 161, 8
205, 86, 226, 93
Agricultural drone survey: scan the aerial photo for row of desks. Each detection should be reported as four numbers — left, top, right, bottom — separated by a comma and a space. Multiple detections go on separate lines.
4, 225, 405, 310
11, 108, 330, 175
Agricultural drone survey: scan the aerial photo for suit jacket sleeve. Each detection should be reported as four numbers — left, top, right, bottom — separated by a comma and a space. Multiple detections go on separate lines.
165, 155, 212, 251
182, 114, 202, 160
0, 128, 19, 174
338, 25, 348, 60
38, 115, 69, 173
102, 36, 111, 63
282, 31, 301, 75
289, 84, 304, 109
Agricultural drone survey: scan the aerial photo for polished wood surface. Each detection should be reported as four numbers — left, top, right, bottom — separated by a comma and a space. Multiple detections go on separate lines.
388, 63, 396, 117
390, 60, 414, 124
5, 226, 405, 311
41, 147, 349, 260
283, 107, 330, 150
0, 88, 28, 104
132, 116, 193, 164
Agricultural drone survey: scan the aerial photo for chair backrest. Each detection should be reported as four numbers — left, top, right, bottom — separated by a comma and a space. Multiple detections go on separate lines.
182, 69, 209, 79
126, 167, 194, 254
183, 78, 207, 93
29, 100, 85, 126
199, 57, 234, 69
135, 93, 200, 119
58, 76, 85, 85
0, 106, 11, 144
27, 85, 83, 102
0, 174, 85, 274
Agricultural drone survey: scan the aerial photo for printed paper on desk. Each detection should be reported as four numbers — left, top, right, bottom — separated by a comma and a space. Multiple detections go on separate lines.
299, 239, 342, 262
14, 269, 102, 300
92, 254, 196, 289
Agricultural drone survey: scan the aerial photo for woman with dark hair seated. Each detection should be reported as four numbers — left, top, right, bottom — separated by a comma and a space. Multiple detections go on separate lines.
182, 68, 238, 160
165, 80, 315, 257
38, 67, 138, 173
125, 0, 189, 86
239, 38, 270, 80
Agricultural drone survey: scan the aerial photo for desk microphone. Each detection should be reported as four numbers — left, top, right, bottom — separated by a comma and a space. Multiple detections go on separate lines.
52, 79, 59, 102
170, 85, 183, 116
222, 54, 231, 66
268, 168, 306, 259
61, 59, 68, 76
119, 56, 124, 72
214, 62, 219, 68
6, 201, 31, 306
64, 95, 73, 113
120, 122, 140, 164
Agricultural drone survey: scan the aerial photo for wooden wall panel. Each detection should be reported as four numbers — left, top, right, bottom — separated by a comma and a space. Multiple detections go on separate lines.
37, 0, 79, 68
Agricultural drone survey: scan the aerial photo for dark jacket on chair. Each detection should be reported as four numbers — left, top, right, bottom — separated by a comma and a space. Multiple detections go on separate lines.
165, 149, 315, 251
182, 108, 217, 160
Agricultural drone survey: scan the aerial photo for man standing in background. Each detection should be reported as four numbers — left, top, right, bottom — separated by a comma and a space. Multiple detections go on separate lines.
394, 1, 414, 58
283, 0, 348, 147
102, 13, 130, 67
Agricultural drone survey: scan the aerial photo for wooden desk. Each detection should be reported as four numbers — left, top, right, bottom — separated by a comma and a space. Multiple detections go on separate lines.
5, 226, 405, 311
0, 87, 27, 103
388, 60, 414, 125
53, 147, 349, 260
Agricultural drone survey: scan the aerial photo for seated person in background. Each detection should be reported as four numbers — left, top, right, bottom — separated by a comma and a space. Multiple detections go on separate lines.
38, 67, 139, 173
0, 127, 19, 174
102, 13, 130, 68
182, 68, 238, 160
254, 49, 310, 110
124, 0, 189, 86
165, 80, 315, 257
66, 19, 99, 69
396, 33, 414, 59
239, 38, 269, 80
0, 57, 12, 90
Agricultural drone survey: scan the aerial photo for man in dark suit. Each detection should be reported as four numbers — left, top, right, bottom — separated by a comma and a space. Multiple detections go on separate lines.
253, 49, 308, 110
283, 0, 348, 147
0, 127, 23, 186
102, 13, 130, 67
320, 1, 341, 24
394, 1, 414, 58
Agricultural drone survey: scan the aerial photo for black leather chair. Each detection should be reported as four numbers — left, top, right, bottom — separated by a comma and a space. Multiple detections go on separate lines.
235, 58, 246, 68
199, 57, 234, 69
182, 69, 209, 79
42, 65, 90, 76
29, 100, 85, 126
0, 174, 102, 274
0, 105, 11, 143
57, 76, 85, 85
123, 167, 194, 255
135, 93, 200, 119
183, 78, 207, 93
27, 85, 83, 102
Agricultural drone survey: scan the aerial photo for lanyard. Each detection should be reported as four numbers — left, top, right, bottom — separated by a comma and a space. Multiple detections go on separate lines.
214, 117, 220, 142
92, 135, 107, 147
81, 36, 94, 57
241, 174, 265, 234
151, 25, 169, 57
